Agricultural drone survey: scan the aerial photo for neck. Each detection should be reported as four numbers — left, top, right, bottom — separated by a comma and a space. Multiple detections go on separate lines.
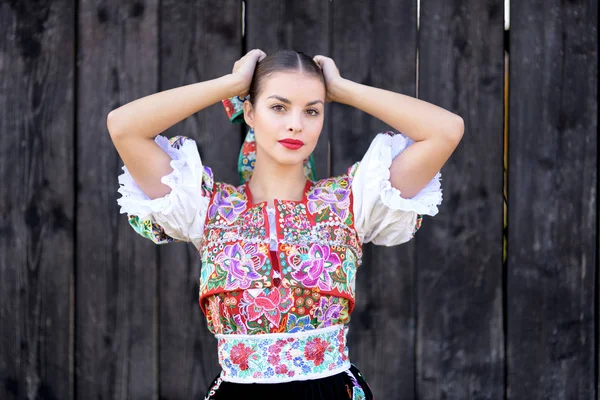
248, 150, 307, 205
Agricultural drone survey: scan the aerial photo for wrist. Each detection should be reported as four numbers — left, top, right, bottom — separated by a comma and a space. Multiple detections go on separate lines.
331, 78, 357, 105
221, 73, 246, 99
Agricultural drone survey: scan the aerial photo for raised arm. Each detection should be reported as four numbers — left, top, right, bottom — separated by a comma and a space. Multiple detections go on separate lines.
314, 55, 464, 199
108, 49, 265, 199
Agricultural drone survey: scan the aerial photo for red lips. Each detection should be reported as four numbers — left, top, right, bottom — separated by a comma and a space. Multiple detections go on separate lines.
278, 138, 304, 150
279, 139, 304, 145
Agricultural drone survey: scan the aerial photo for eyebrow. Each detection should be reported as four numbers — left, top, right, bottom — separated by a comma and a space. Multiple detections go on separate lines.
266, 95, 324, 106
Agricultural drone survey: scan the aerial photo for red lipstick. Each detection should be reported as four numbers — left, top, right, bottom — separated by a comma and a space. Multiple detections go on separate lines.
278, 138, 304, 150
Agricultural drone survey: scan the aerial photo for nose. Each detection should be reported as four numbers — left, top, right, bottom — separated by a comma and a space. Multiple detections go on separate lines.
287, 112, 303, 133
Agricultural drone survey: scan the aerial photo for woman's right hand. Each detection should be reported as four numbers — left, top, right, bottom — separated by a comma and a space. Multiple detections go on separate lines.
231, 49, 267, 97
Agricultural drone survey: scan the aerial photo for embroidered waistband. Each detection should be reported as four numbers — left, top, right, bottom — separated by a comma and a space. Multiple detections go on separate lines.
215, 324, 351, 383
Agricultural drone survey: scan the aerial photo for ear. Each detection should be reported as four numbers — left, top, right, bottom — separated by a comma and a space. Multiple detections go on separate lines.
243, 100, 255, 128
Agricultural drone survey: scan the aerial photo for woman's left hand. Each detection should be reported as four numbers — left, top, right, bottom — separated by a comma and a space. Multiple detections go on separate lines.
313, 55, 347, 103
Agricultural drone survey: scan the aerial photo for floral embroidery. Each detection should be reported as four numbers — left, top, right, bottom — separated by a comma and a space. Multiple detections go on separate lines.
340, 248, 357, 296
286, 314, 315, 333
239, 287, 294, 327
208, 185, 247, 224
207, 296, 224, 334
199, 261, 215, 294
232, 314, 248, 334
229, 342, 255, 371
288, 244, 341, 291
307, 180, 351, 222
344, 368, 367, 400
199, 173, 361, 334
217, 324, 350, 383
127, 215, 180, 244
215, 243, 266, 290
304, 337, 330, 366
316, 297, 344, 328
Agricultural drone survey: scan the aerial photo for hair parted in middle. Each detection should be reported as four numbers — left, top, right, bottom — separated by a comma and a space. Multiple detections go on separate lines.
248, 50, 326, 104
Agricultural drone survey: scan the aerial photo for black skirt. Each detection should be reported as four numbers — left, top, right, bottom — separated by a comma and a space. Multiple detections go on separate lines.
203, 363, 374, 399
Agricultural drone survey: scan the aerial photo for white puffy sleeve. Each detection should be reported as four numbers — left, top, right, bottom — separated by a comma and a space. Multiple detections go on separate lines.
351, 132, 443, 246
116, 135, 214, 249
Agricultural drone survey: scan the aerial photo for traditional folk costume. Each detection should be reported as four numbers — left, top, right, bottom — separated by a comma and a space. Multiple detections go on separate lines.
116, 95, 443, 399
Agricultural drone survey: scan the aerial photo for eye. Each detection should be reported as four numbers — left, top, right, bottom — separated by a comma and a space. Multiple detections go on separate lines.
271, 104, 285, 112
306, 108, 320, 116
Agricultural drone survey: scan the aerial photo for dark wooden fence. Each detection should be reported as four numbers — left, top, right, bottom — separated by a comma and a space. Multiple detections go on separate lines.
0, 0, 597, 399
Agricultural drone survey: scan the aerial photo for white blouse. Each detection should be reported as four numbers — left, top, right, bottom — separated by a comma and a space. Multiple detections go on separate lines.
116, 133, 443, 248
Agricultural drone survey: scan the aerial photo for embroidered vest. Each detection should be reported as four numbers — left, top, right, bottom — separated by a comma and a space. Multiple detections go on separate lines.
198, 168, 363, 335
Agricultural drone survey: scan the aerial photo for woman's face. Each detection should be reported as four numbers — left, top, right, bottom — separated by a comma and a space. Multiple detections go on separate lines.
243, 71, 326, 168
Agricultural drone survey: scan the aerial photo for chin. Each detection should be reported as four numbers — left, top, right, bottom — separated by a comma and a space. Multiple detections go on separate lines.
275, 153, 309, 166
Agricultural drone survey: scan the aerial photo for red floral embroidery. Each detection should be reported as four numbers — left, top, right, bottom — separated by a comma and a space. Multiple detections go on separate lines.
230, 343, 255, 371
304, 337, 330, 366
275, 364, 289, 374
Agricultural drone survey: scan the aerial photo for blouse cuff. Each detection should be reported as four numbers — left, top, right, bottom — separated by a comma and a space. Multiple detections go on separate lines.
116, 135, 210, 222
366, 132, 443, 216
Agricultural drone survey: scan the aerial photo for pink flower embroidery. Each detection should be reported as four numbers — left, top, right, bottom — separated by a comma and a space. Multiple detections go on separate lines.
304, 337, 329, 366
240, 288, 293, 326
288, 244, 341, 291
216, 243, 266, 290
230, 343, 255, 371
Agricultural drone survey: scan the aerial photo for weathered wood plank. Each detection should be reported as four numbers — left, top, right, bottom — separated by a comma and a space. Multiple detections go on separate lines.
329, 0, 418, 398
77, 1, 159, 398
507, 0, 597, 398
417, 1, 505, 399
246, 0, 331, 180
158, 0, 243, 397
0, 1, 75, 399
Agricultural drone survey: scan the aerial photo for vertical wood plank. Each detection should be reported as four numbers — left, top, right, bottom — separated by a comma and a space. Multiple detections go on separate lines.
158, 0, 243, 397
329, 0, 418, 397
417, 1, 505, 398
77, 1, 159, 398
245, 0, 331, 180
507, 0, 597, 398
0, 1, 75, 399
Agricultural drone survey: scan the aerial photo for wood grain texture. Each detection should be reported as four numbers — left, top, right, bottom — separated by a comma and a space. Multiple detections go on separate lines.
77, 1, 159, 398
158, 0, 243, 397
507, 0, 597, 398
329, 0, 418, 398
0, 1, 75, 399
417, 1, 505, 399
246, 0, 331, 180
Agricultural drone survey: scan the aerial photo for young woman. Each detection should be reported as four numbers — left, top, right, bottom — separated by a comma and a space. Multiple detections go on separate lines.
109, 49, 463, 399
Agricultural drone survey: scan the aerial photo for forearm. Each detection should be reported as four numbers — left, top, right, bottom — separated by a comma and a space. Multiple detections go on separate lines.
107, 74, 242, 140
334, 78, 463, 141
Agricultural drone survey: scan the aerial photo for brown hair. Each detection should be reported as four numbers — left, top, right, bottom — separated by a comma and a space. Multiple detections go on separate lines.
248, 50, 325, 104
